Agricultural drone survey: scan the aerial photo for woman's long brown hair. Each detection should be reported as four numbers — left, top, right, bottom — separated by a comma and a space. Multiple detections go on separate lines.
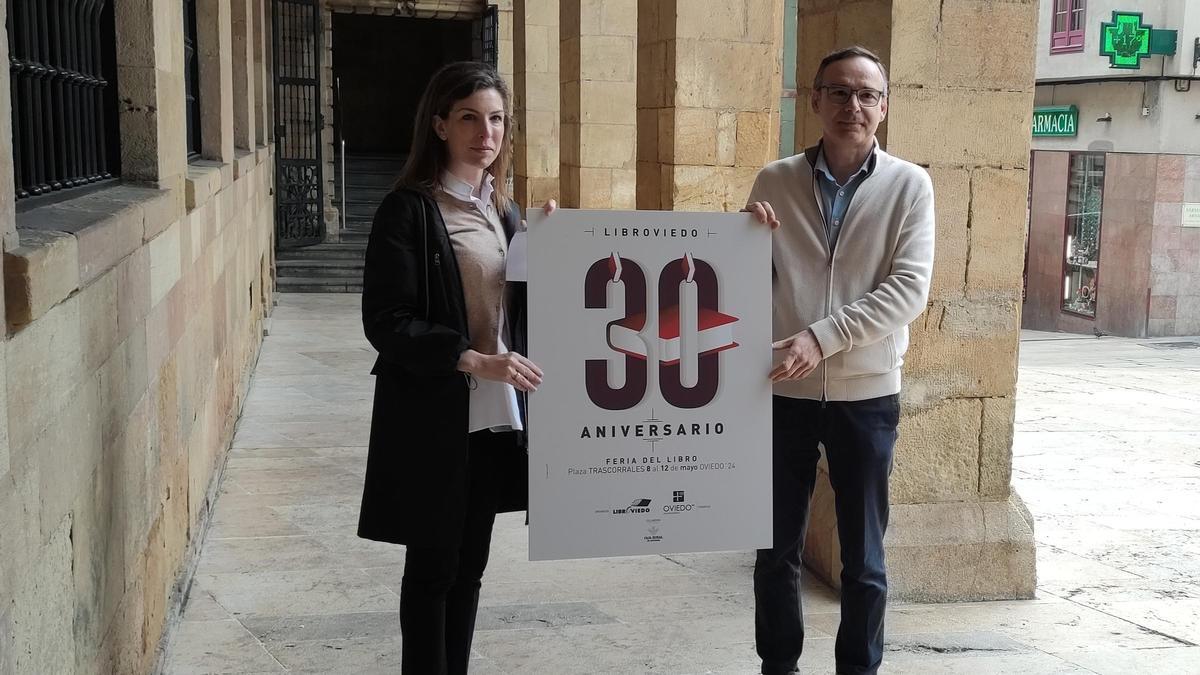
395, 61, 514, 212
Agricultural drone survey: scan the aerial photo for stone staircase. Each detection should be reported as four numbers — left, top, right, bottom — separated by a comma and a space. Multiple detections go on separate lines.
275, 154, 403, 293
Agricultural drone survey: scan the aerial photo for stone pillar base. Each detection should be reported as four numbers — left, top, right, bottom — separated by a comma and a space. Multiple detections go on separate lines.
802, 473, 1037, 602
323, 207, 341, 243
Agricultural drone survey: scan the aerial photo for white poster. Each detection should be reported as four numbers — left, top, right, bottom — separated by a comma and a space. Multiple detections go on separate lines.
526, 209, 773, 560
1183, 203, 1200, 228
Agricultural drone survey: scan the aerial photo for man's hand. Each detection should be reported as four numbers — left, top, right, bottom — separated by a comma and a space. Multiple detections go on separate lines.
770, 330, 823, 382
743, 201, 780, 230
459, 349, 544, 392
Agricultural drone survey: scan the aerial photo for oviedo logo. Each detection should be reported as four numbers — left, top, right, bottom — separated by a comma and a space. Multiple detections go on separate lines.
584, 253, 739, 411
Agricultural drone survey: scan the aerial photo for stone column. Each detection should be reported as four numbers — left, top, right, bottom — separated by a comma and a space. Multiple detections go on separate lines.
794, 0, 891, 152
559, 0, 636, 209
259, 0, 274, 144
0, 0, 16, 252
490, 0, 515, 85
232, 0, 257, 150
797, 0, 1039, 601
197, 0, 236, 165
0, 0, 12, 487
512, 0, 560, 207
636, 0, 782, 212
253, 0, 270, 146
116, 0, 189, 194
321, 7, 338, 240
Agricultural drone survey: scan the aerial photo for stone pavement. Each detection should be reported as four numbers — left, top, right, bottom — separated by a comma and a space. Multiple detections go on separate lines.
161, 295, 1200, 674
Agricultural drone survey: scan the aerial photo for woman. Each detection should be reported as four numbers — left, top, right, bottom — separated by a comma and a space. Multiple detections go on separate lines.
357, 61, 551, 674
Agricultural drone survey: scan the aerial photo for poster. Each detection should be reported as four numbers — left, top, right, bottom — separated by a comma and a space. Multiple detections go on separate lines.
526, 209, 772, 560
1183, 203, 1200, 228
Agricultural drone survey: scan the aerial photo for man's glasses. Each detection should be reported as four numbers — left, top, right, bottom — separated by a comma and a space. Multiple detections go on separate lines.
818, 85, 885, 108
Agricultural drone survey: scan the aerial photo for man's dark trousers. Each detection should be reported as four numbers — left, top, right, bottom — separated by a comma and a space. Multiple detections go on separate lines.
755, 394, 899, 675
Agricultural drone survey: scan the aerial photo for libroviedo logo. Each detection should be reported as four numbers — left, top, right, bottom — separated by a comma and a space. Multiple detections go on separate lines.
584, 253, 739, 411
611, 498, 652, 515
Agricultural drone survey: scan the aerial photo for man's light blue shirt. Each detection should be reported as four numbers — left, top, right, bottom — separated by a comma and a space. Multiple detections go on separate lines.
814, 147, 874, 253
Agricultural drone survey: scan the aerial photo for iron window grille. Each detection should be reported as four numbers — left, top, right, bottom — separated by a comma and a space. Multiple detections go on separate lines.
183, 0, 201, 158
7, 0, 120, 203
474, 5, 497, 69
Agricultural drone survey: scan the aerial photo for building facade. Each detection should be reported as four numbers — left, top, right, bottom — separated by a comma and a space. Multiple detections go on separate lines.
1025, 0, 1200, 336
1, 0, 275, 672
3, 1, 1041, 672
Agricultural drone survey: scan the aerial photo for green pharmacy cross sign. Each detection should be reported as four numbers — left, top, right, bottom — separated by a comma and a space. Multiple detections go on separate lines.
1100, 11, 1177, 69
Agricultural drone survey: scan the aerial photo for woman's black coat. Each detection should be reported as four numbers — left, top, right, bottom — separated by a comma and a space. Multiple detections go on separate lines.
357, 188, 528, 548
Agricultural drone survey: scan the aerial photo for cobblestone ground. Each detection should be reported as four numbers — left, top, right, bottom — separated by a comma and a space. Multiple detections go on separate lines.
162, 294, 1200, 674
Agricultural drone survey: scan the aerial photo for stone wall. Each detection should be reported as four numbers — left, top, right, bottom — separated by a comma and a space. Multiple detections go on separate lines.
1150, 155, 1200, 336
490, 0, 515, 84
796, 0, 1039, 601
323, 6, 339, 239
794, 0, 892, 152
636, 0, 783, 211
513, 0, 561, 208
559, 0, 638, 209
0, 0, 275, 671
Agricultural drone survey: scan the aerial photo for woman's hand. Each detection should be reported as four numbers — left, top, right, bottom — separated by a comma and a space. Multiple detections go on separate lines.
458, 349, 544, 392
743, 201, 780, 230
522, 199, 557, 230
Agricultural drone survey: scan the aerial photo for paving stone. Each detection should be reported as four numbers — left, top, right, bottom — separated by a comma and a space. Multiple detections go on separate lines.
1056, 646, 1200, 675
163, 619, 283, 674
179, 588, 233, 622
883, 630, 1032, 658
883, 651, 1093, 675
271, 500, 363, 535
475, 602, 617, 631
239, 611, 398, 643
194, 536, 348, 575
206, 502, 307, 539
261, 636, 401, 673
193, 568, 399, 617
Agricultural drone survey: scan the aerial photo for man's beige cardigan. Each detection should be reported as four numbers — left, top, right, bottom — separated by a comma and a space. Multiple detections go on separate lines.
749, 143, 936, 402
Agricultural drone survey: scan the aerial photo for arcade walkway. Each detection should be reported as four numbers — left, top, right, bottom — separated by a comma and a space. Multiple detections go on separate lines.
161, 294, 1200, 674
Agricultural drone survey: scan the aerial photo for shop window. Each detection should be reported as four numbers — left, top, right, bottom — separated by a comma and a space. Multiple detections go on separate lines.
1051, 0, 1086, 53
1062, 153, 1105, 317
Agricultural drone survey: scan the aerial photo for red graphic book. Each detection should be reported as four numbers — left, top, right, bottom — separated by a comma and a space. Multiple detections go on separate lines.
608, 305, 739, 363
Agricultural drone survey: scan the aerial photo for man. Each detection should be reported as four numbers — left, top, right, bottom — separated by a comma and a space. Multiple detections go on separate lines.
745, 46, 935, 675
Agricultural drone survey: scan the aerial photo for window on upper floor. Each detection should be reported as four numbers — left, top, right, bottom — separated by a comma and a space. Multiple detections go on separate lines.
1051, 0, 1086, 53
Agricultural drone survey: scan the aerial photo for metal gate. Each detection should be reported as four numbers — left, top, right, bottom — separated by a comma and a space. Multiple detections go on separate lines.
272, 0, 324, 248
